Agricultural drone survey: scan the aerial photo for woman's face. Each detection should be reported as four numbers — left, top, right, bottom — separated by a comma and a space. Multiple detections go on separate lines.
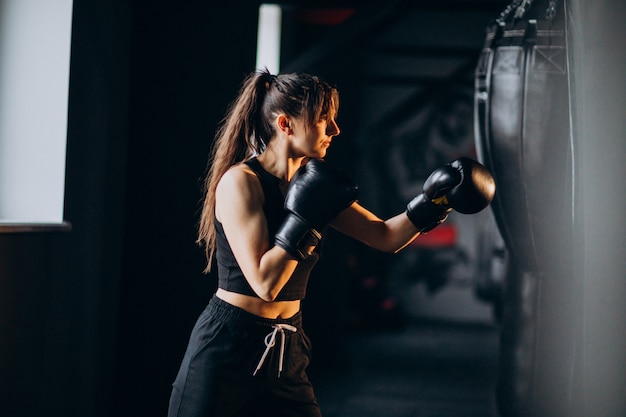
289, 105, 341, 159
304, 114, 340, 159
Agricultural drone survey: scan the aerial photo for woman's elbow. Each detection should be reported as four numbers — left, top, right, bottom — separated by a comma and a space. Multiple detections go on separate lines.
254, 281, 283, 303
256, 287, 279, 302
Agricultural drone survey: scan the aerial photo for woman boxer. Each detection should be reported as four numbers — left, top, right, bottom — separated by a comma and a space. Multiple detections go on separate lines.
167, 69, 494, 417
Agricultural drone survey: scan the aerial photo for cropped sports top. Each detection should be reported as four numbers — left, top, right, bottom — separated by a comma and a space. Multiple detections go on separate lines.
215, 158, 319, 301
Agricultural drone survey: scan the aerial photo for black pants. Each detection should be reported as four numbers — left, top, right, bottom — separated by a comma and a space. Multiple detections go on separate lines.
168, 295, 322, 417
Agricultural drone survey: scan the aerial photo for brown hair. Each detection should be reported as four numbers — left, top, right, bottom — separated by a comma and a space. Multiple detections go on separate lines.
197, 69, 339, 272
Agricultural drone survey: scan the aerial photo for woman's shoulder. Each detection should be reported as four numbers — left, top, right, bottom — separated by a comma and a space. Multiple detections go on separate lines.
215, 162, 266, 221
217, 162, 262, 197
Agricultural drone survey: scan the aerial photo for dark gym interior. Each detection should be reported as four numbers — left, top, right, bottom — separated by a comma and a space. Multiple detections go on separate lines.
1, 1, 625, 416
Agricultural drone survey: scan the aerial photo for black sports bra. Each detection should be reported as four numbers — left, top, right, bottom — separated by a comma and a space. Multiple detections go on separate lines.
215, 158, 319, 301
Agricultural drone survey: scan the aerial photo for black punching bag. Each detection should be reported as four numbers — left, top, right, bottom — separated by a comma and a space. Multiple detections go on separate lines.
475, 0, 571, 273
474, 1, 579, 416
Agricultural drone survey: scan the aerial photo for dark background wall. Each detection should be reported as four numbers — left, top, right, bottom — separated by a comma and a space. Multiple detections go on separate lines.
1, 1, 134, 415
115, 2, 259, 416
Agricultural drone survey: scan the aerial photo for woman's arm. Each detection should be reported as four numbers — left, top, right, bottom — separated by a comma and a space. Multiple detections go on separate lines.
331, 158, 496, 253
330, 202, 422, 253
215, 164, 297, 302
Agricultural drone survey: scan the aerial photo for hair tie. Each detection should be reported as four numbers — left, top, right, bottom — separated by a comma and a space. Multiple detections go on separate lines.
260, 70, 276, 91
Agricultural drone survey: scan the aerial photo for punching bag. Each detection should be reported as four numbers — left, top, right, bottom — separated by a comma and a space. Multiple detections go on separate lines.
474, 1, 579, 416
475, 0, 571, 272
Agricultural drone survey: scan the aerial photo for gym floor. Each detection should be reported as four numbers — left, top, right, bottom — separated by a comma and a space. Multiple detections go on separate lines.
310, 321, 500, 417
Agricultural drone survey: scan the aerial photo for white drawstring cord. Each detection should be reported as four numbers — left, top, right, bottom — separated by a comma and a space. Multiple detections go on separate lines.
253, 323, 298, 377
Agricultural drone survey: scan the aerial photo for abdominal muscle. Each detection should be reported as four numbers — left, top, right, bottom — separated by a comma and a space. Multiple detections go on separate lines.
216, 288, 301, 319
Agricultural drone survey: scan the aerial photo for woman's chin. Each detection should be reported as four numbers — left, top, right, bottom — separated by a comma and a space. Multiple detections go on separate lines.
314, 148, 328, 159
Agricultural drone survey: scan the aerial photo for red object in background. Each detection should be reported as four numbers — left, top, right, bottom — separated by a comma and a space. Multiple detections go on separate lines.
296, 9, 355, 26
409, 223, 457, 248
380, 297, 397, 311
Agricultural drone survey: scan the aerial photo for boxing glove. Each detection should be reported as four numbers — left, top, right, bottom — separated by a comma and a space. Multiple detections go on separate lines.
406, 193, 451, 233
424, 157, 495, 214
406, 157, 495, 232
275, 159, 358, 260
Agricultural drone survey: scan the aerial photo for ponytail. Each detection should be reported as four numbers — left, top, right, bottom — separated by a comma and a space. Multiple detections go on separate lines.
197, 69, 271, 272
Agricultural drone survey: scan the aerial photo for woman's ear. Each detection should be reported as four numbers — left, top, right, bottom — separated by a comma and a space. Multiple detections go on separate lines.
277, 114, 291, 133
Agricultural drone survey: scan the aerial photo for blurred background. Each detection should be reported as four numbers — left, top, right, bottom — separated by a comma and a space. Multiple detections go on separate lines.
1, 1, 624, 417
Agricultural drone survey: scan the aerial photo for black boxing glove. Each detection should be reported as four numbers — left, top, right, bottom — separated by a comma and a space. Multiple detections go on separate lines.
406, 194, 451, 233
424, 157, 495, 214
275, 159, 358, 260
406, 157, 496, 232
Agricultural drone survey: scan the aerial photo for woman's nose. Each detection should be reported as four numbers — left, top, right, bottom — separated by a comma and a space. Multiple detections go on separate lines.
327, 120, 340, 136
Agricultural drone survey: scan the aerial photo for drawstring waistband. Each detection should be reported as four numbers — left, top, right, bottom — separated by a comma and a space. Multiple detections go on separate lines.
206, 296, 302, 378
253, 323, 298, 377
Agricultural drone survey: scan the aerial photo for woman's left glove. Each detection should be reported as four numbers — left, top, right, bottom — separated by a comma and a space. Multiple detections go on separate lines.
274, 159, 358, 260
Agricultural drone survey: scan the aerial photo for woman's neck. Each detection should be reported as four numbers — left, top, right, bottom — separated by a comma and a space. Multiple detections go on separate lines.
257, 144, 306, 182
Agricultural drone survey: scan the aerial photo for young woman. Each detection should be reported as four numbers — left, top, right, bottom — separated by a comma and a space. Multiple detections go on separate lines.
167, 69, 494, 417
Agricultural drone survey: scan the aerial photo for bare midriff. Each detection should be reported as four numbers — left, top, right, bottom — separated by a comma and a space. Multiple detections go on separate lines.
216, 288, 301, 319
